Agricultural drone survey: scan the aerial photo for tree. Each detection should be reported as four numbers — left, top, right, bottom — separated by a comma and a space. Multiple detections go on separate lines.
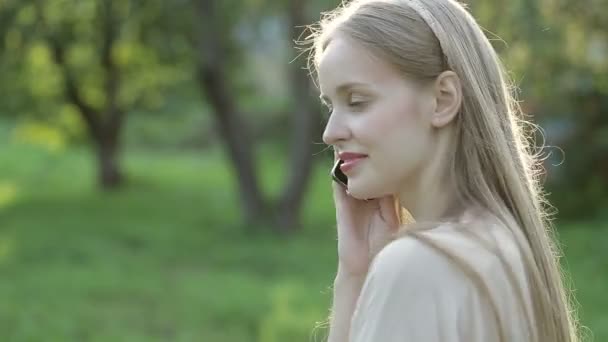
38, 0, 126, 187
196, 0, 269, 226
196, 0, 321, 233
274, 0, 320, 232
0, 0, 184, 189
472, 0, 608, 217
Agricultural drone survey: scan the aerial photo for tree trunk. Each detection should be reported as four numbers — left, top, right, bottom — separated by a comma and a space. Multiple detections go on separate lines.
274, 0, 319, 234
42, 0, 127, 191
96, 132, 123, 189
197, 0, 268, 226
198, 67, 268, 225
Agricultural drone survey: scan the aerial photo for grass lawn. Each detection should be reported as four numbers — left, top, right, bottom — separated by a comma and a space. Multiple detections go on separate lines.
0, 142, 606, 341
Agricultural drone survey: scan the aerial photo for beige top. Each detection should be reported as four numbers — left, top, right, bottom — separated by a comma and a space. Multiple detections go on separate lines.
349, 223, 535, 342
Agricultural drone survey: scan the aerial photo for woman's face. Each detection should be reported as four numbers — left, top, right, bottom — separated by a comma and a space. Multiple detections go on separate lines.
318, 35, 437, 200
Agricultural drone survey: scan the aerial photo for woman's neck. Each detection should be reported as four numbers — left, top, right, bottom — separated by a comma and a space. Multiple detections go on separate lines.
397, 129, 462, 222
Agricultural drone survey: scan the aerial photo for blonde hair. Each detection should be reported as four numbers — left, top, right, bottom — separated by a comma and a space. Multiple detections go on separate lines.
302, 0, 581, 341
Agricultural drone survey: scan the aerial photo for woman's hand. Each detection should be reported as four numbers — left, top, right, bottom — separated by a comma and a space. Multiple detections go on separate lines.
331, 151, 401, 277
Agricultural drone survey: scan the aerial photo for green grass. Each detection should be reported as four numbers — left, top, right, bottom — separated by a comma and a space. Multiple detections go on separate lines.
0, 142, 606, 341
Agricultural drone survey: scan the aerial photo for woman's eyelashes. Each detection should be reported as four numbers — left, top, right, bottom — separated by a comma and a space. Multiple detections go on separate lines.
321, 96, 368, 118
322, 102, 333, 117
349, 100, 367, 110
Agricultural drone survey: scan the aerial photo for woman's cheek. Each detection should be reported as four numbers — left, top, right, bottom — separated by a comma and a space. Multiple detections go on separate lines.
365, 106, 411, 145
361, 106, 397, 136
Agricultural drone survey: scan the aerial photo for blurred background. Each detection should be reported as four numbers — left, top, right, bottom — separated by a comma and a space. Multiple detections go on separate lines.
0, 0, 606, 340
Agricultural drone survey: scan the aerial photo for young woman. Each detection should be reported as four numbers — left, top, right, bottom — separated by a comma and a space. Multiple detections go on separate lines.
303, 0, 581, 341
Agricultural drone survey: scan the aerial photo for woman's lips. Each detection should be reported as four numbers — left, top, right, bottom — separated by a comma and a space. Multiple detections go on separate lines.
340, 157, 367, 173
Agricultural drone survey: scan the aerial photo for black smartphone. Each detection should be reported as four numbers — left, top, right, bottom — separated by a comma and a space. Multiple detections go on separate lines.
331, 158, 374, 201
331, 159, 348, 188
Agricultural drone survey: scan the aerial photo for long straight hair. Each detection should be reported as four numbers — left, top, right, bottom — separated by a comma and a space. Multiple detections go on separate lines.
302, 0, 581, 341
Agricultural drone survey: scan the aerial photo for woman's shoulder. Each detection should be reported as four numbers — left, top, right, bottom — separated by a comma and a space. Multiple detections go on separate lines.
352, 215, 535, 341
368, 227, 468, 287
368, 217, 529, 299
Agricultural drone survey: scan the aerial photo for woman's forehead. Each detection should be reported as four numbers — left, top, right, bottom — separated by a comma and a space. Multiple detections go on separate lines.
318, 36, 395, 94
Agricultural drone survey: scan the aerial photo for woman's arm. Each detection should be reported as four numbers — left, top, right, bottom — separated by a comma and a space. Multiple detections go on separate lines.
327, 264, 367, 342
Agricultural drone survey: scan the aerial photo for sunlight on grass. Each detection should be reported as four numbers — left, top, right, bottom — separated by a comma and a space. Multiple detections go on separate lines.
0, 180, 19, 209
0, 233, 15, 266
258, 282, 328, 342
10, 121, 67, 153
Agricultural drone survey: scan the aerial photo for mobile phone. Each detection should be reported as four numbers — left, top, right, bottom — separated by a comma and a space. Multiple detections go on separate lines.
331, 159, 348, 188
331, 158, 374, 201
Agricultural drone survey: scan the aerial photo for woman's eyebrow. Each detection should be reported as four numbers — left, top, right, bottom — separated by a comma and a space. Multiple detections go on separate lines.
319, 82, 369, 103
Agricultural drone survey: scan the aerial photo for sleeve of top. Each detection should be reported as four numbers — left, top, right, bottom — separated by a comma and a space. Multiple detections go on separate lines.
348, 235, 508, 342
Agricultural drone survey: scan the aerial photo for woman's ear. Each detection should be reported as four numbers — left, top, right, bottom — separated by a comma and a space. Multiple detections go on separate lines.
430, 70, 462, 128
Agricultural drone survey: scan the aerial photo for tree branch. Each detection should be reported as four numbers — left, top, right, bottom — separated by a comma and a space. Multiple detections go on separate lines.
34, 0, 102, 138
99, 0, 123, 132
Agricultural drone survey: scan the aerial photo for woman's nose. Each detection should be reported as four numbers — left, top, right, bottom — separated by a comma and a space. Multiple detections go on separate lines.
322, 113, 350, 146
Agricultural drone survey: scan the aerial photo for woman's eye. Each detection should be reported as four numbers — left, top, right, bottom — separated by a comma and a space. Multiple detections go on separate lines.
320, 97, 366, 119
349, 101, 367, 109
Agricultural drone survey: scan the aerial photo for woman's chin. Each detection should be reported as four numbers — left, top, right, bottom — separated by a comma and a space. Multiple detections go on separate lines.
346, 183, 377, 200
346, 176, 392, 200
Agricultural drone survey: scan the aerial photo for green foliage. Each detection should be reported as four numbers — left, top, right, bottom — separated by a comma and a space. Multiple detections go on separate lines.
0, 0, 192, 147
1, 0, 606, 209
472, 0, 608, 218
